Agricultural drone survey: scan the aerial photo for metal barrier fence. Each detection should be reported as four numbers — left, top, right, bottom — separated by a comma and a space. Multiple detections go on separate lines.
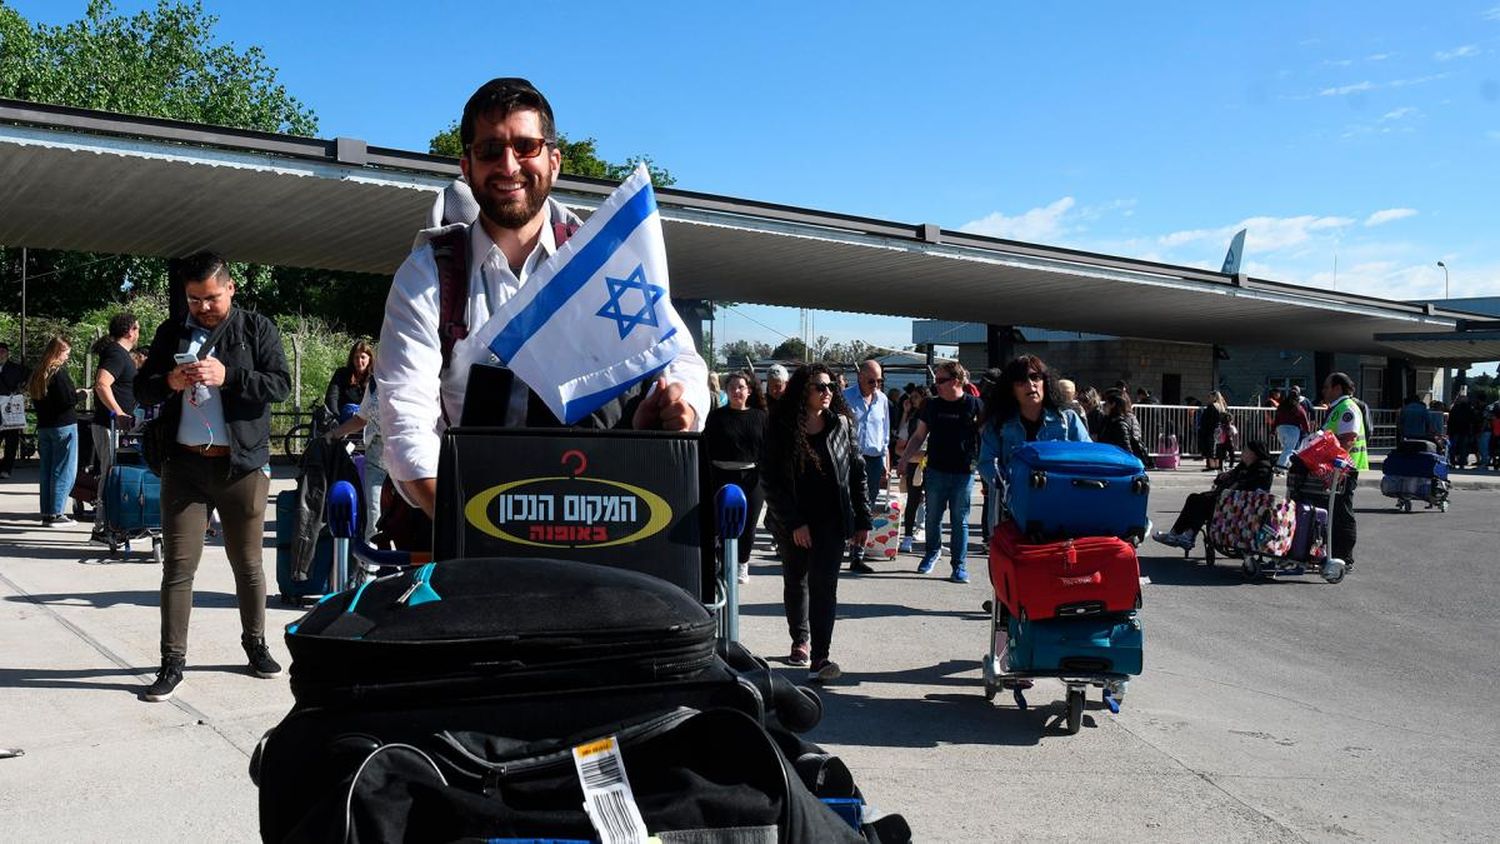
1135, 404, 1398, 459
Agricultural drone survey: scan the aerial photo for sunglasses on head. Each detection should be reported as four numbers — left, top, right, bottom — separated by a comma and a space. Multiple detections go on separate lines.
810, 382, 834, 393
468, 137, 550, 162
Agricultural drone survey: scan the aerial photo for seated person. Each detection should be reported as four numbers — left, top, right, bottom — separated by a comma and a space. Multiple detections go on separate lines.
1153, 440, 1274, 550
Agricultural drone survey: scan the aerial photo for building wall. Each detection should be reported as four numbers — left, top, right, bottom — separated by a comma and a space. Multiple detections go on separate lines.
958, 339, 1213, 402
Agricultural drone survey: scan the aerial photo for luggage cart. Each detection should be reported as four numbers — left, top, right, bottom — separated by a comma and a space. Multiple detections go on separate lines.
977, 496, 1132, 735
98, 414, 163, 564
1200, 462, 1349, 583
980, 599, 1131, 735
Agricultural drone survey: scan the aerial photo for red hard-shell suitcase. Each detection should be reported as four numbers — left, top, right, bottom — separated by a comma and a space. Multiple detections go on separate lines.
988, 520, 1141, 621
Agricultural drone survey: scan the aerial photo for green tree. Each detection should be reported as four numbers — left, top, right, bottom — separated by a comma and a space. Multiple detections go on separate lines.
717, 339, 773, 369
0, 0, 322, 320
771, 338, 808, 362
0, 0, 316, 133
429, 124, 675, 187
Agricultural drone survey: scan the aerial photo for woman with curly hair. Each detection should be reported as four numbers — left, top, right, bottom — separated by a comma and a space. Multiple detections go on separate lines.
704, 370, 768, 584
761, 363, 871, 682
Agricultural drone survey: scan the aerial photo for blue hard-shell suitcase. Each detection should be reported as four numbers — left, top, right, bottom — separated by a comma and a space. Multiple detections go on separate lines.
104, 465, 162, 533
275, 489, 334, 603
1007, 612, 1144, 676
1006, 441, 1150, 541
1382, 450, 1449, 481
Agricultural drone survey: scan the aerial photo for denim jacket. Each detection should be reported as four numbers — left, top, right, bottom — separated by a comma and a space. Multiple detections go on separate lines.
977, 407, 1091, 486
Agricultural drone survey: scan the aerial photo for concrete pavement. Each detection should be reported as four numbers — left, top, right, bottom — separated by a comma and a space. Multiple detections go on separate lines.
0, 464, 1496, 842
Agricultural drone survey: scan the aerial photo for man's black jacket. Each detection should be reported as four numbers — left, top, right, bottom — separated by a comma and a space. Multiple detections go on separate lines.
0, 360, 27, 395
134, 308, 291, 476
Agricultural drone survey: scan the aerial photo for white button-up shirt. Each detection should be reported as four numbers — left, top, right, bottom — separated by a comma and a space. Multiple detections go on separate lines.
377, 199, 709, 484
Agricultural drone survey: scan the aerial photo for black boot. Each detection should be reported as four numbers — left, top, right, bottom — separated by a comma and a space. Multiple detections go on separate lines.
242, 635, 283, 679
143, 657, 185, 702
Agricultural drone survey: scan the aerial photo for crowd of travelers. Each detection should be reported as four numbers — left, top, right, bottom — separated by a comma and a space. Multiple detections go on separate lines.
0, 74, 1495, 706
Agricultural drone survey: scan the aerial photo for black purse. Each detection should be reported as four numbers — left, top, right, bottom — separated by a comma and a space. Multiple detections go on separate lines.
141, 312, 236, 475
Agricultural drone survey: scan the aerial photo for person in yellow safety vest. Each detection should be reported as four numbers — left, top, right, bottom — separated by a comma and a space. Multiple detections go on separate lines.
1320, 371, 1365, 570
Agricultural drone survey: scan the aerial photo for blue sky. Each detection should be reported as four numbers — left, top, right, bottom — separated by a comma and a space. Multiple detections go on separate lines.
12, 1, 1500, 356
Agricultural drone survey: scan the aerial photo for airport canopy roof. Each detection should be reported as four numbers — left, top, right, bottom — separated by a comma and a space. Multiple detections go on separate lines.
0, 98, 1486, 361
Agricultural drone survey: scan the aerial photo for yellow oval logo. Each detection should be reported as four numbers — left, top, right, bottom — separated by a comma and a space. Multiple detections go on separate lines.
464, 475, 674, 549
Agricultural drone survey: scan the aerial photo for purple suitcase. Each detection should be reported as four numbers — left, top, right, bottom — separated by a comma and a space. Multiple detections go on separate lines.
1289, 503, 1327, 563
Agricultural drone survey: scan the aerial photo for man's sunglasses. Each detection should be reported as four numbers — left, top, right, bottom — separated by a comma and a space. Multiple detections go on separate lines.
811, 382, 834, 393
468, 137, 551, 162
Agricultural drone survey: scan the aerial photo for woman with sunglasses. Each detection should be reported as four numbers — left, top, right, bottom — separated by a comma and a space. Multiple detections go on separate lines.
761, 363, 871, 682
976, 355, 1091, 500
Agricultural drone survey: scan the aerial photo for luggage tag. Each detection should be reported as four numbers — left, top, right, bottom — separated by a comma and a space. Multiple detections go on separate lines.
571, 736, 650, 844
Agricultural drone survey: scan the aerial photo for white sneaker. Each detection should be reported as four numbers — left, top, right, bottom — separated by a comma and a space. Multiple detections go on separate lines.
736, 563, 749, 584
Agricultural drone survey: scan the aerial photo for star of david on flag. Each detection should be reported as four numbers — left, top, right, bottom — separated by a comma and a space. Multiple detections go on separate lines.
468, 164, 688, 424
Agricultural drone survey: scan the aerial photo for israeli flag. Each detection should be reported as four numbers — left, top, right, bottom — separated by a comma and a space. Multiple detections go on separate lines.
474, 164, 687, 424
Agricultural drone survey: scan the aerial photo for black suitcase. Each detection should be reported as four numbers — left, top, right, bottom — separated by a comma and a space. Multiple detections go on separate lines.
287, 557, 725, 707
253, 705, 905, 844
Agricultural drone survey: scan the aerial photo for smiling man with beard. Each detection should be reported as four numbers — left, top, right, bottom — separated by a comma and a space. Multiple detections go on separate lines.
379, 78, 709, 520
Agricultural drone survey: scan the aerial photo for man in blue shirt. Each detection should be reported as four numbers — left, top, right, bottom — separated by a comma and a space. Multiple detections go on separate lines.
842, 358, 889, 573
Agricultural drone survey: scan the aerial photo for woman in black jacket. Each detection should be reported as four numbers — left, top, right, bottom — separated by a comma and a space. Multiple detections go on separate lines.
1153, 440, 1275, 551
28, 336, 80, 525
1097, 390, 1150, 462
323, 340, 373, 420
761, 363, 871, 682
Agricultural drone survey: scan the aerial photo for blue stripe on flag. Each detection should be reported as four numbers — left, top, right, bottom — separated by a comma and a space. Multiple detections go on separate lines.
560, 365, 667, 425
489, 184, 658, 363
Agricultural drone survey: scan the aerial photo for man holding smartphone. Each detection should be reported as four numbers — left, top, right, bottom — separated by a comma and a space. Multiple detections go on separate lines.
133, 252, 291, 702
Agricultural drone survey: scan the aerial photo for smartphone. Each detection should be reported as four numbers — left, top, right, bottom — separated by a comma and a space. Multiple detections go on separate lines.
173, 353, 197, 366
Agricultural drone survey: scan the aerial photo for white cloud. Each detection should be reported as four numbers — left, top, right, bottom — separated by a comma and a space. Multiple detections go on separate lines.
1487, 130, 1500, 141
1389, 72, 1451, 88
1319, 80, 1375, 96
1434, 45, 1480, 61
1365, 208, 1418, 226
1486, 6, 1500, 21
1159, 215, 1354, 252
1380, 106, 1418, 121
1366, 53, 1392, 62
959, 197, 1076, 242
1322, 58, 1354, 67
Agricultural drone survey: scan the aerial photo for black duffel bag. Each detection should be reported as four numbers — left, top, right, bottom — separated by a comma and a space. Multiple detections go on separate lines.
267, 707, 903, 844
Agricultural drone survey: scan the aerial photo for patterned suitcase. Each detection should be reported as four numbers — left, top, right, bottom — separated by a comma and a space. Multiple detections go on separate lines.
862, 495, 902, 560
1209, 489, 1295, 556
1006, 612, 1144, 676
103, 465, 161, 533
989, 520, 1140, 621
1005, 441, 1150, 541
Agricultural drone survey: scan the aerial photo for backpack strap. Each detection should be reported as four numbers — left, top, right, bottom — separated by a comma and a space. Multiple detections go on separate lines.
432, 218, 580, 373
430, 227, 470, 374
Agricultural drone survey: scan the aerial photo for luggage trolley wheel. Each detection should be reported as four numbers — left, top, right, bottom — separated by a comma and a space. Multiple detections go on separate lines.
1241, 554, 1261, 578
1065, 685, 1086, 735
1322, 558, 1347, 584
1204, 540, 1216, 567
